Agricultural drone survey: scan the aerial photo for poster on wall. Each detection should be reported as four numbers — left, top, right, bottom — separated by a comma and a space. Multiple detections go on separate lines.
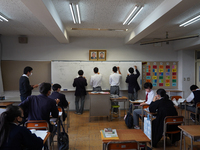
142, 61, 178, 89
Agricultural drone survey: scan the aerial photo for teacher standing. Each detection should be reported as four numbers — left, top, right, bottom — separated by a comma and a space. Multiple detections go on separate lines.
19, 66, 38, 102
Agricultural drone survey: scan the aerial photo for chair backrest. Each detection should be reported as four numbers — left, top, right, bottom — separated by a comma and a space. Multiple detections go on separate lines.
107, 141, 139, 150
142, 104, 149, 110
163, 116, 184, 133
171, 96, 182, 101
25, 120, 49, 130
196, 102, 200, 108
58, 106, 62, 112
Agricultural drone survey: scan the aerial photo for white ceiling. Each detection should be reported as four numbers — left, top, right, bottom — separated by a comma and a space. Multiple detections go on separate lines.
0, 0, 200, 44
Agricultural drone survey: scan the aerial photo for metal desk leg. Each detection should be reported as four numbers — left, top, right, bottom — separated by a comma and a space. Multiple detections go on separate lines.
102, 143, 106, 150
180, 130, 182, 150
191, 137, 193, 150
184, 133, 186, 150
57, 118, 61, 150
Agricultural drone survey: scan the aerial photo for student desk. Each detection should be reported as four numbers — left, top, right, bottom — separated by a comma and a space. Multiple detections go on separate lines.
31, 130, 51, 144
0, 102, 14, 108
110, 96, 128, 117
0, 108, 6, 114
179, 125, 200, 150
144, 109, 157, 148
101, 129, 150, 150
89, 92, 110, 122
129, 100, 145, 112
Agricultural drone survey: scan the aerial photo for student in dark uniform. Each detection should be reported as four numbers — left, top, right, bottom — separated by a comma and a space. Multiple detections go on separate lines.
49, 83, 68, 121
125, 66, 140, 101
73, 70, 87, 115
0, 106, 43, 150
19, 82, 59, 132
149, 88, 179, 147
186, 85, 200, 122
19, 66, 39, 102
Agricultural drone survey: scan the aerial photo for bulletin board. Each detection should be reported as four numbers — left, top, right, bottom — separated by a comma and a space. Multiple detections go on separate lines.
142, 62, 178, 89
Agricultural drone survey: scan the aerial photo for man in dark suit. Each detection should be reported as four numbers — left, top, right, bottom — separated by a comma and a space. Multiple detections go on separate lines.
125, 66, 140, 101
19, 66, 39, 102
49, 83, 68, 121
19, 82, 59, 132
73, 70, 87, 115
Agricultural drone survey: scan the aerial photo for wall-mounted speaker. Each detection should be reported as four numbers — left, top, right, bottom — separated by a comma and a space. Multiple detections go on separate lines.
18, 36, 28, 44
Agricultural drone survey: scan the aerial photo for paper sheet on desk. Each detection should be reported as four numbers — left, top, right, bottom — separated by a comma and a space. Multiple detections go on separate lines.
135, 100, 145, 103
31, 130, 48, 140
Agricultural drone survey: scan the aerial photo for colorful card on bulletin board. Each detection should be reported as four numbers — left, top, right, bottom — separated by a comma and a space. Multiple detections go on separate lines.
142, 62, 178, 89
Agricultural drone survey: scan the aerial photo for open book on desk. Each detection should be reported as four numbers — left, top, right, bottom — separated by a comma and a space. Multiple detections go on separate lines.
172, 98, 185, 106
100, 129, 119, 140
30, 130, 48, 140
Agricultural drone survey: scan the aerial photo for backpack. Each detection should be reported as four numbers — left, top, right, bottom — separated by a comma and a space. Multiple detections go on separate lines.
125, 111, 133, 129
58, 119, 69, 150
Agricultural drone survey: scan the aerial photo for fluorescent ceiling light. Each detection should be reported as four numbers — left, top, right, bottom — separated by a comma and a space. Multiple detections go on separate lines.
69, 3, 81, 24
0, 19, 3, 22
71, 28, 128, 31
69, 3, 76, 24
123, 6, 138, 25
127, 7, 143, 25
76, 4, 81, 24
180, 14, 200, 27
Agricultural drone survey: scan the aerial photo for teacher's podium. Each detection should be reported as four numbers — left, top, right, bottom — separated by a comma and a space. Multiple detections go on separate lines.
89, 92, 110, 122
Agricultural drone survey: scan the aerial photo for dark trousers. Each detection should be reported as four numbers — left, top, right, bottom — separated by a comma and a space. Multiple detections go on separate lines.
93, 86, 102, 91
110, 86, 119, 113
20, 96, 27, 102
75, 96, 85, 114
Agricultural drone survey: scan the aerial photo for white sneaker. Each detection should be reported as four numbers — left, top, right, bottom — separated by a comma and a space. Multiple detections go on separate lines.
134, 126, 140, 129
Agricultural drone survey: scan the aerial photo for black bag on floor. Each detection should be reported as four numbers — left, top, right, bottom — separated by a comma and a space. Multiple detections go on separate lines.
125, 111, 133, 129
58, 119, 69, 150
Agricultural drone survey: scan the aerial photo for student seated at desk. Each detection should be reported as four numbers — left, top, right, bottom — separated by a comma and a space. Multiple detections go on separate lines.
149, 89, 179, 147
49, 84, 68, 121
186, 85, 200, 122
0, 106, 43, 150
133, 82, 154, 129
90, 67, 102, 91
19, 82, 59, 132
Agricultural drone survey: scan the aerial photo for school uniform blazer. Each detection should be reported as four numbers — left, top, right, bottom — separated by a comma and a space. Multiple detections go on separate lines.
19, 76, 33, 98
49, 91, 68, 120
1, 123, 43, 150
73, 77, 87, 96
19, 94, 58, 131
125, 69, 140, 93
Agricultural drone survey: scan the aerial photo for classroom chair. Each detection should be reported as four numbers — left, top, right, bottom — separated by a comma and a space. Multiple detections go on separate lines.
111, 105, 121, 120
106, 141, 139, 150
163, 116, 184, 150
25, 120, 52, 150
171, 96, 183, 115
141, 104, 149, 131
185, 102, 200, 125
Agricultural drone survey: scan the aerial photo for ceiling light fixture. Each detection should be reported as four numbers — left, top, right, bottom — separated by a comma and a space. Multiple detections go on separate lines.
180, 14, 200, 27
0, 14, 8, 22
69, 3, 76, 24
127, 7, 143, 25
76, 4, 81, 24
69, 3, 81, 24
123, 6, 138, 25
123, 6, 143, 25
71, 28, 128, 31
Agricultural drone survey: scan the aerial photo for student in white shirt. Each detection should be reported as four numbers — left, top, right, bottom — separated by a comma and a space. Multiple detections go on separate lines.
133, 82, 154, 129
109, 66, 122, 113
90, 67, 102, 91
186, 85, 200, 122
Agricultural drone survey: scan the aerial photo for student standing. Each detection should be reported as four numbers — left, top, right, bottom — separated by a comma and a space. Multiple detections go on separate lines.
132, 82, 154, 129
90, 67, 102, 91
126, 66, 140, 101
73, 70, 87, 115
149, 89, 179, 147
0, 106, 43, 150
109, 66, 122, 113
49, 84, 68, 121
19, 66, 39, 102
186, 85, 200, 122
19, 82, 59, 132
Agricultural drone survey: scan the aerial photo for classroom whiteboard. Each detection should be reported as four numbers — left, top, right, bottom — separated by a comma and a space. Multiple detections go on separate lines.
51, 61, 142, 91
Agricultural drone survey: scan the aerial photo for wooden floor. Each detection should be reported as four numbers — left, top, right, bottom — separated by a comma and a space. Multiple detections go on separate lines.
53, 110, 200, 150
